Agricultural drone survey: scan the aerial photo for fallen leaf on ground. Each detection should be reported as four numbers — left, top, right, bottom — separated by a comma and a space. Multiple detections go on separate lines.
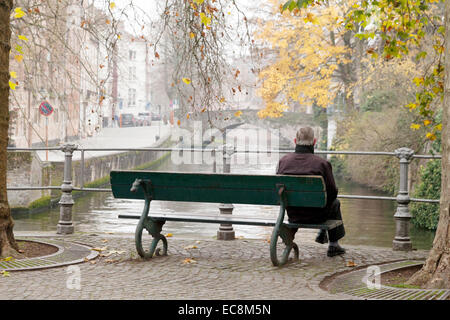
184, 245, 198, 250
1, 271, 10, 277
346, 261, 357, 267
195, 241, 201, 244
101, 239, 109, 243
92, 247, 107, 252
166, 233, 173, 237
105, 259, 118, 263
90, 260, 97, 265
182, 258, 197, 264
107, 250, 126, 256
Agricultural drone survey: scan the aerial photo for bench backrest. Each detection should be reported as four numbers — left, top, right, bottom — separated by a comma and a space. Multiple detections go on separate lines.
110, 170, 327, 208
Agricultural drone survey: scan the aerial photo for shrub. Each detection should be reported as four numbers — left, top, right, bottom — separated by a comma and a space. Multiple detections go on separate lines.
410, 159, 441, 230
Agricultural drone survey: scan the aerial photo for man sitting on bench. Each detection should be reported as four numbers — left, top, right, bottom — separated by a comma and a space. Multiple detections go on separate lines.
277, 126, 346, 257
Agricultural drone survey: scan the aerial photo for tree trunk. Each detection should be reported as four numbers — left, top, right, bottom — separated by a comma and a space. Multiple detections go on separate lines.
0, 0, 20, 258
407, 0, 450, 289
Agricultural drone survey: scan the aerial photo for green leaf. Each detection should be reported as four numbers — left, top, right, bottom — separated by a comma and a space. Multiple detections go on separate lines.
415, 51, 427, 60
282, 1, 294, 12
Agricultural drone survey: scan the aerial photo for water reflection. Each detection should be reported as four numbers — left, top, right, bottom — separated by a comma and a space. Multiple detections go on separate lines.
12, 150, 435, 250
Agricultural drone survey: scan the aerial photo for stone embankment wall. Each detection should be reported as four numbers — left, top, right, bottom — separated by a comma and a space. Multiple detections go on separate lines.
7, 136, 172, 212
7, 152, 51, 209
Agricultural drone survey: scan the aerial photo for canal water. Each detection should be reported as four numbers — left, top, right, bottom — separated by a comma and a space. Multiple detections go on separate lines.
12, 150, 436, 250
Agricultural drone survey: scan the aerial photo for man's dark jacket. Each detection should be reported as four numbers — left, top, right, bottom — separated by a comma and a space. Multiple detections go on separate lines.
276, 145, 338, 223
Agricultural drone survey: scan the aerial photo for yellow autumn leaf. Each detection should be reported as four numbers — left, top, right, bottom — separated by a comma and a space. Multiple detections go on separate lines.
177, 120, 181, 126
92, 247, 108, 252
10, 71, 17, 79
182, 258, 197, 264
200, 12, 211, 26
234, 111, 242, 117
110, 2, 116, 9
346, 260, 357, 267
423, 120, 431, 126
186, 114, 190, 119
190, 32, 195, 39
413, 77, 424, 86
193, 0, 204, 4
436, 124, 443, 131
182, 78, 191, 84
426, 132, 436, 141
201, 107, 206, 113
410, 123, 421, 130
18, 35, 28, 41
406, 103, 417, 110
14, 7, 26, 19
9, 81, 17, 90
15, 55, 23, 63
219, 97, 226, 103
166, 233, 173, 237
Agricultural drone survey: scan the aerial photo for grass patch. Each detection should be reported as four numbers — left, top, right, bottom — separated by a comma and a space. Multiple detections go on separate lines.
28, 196, 52, 210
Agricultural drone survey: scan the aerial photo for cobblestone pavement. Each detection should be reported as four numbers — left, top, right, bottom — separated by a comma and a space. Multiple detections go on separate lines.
0, 230, 428, 300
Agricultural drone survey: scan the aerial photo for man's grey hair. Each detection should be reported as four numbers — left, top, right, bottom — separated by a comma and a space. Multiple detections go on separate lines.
296, 126, 315, 145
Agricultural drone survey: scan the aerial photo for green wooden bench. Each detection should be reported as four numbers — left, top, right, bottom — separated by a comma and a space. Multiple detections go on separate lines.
110, 170, 342, 266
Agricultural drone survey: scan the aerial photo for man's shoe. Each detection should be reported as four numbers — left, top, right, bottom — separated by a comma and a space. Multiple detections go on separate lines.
315, 231, 328, 244
327, 245, 346, 257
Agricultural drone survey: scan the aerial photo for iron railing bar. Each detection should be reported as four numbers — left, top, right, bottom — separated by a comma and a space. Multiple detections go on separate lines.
338, 195, 396, 201
412, 154, 442, 159
6, 186, 60, 190
73, 187, 112, 192
410, 198, 440, 204
7, 147, 62, 151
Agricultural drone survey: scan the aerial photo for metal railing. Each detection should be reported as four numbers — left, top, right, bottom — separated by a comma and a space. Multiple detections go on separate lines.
7, 144, 441, 250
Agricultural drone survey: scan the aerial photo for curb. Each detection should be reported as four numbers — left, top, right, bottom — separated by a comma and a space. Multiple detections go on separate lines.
0, 238, 99, 272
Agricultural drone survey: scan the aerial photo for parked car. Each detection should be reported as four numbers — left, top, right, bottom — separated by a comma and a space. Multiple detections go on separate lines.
120, 113, 135, 127
151, 113, 161, 121
137, 112, 151, 126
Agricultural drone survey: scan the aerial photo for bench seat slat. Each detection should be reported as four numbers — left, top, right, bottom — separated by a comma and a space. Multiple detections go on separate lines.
110, 171, 327, 208
118, 213, 342, 230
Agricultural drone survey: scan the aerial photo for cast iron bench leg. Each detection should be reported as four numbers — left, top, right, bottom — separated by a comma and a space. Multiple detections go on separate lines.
270, 185, 299, 266
135, 198, 168, 259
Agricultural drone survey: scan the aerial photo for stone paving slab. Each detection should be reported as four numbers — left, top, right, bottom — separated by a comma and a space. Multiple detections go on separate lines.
0, 231, 428, 300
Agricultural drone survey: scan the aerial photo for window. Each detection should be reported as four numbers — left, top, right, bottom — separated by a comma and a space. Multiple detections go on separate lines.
128, 88, 136, 108
129, 50, 136, 60
129, 66, 136, 81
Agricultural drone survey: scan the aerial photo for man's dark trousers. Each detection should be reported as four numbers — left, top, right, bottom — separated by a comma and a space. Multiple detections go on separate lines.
287, 199, 345, 242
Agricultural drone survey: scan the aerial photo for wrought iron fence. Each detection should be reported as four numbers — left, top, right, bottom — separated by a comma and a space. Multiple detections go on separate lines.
6, 144, 441, 250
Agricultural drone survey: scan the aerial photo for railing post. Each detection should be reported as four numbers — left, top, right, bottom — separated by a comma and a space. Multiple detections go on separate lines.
57, 144, 77, 234
217, 144, 236, 240
393, 147, 414, 251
